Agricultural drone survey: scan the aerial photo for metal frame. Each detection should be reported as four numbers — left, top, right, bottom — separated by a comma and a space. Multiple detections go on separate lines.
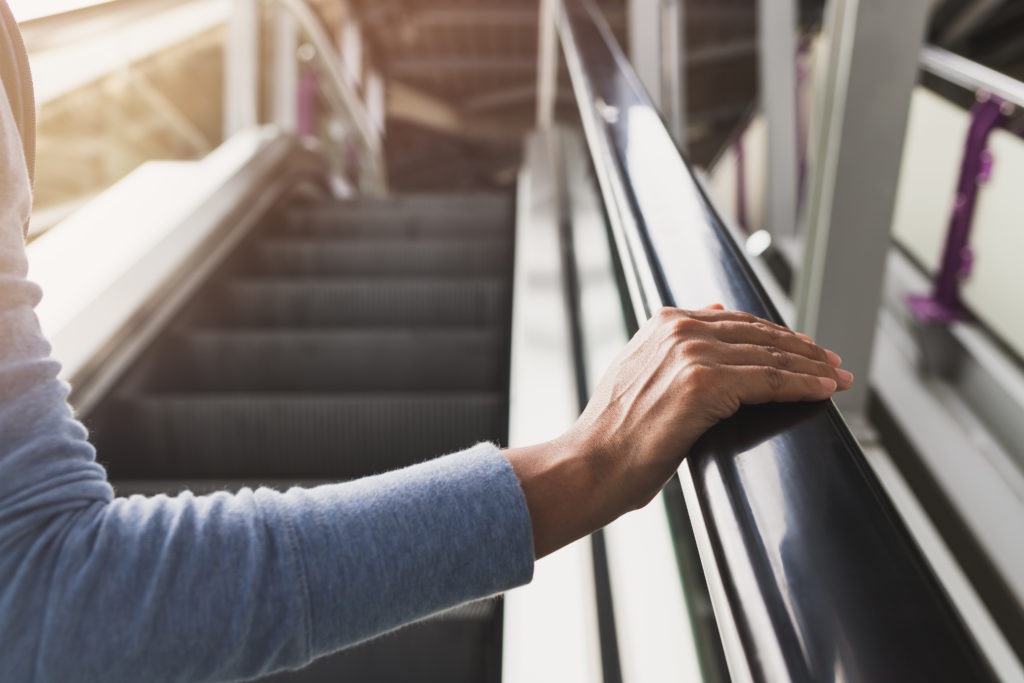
921, 45, 1024, 110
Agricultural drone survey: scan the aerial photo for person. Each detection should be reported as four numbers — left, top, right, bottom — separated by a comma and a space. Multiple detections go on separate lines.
0, 5, 853, 681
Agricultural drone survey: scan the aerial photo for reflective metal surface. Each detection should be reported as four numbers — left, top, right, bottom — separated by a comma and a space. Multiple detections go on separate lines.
557, 0, 997, 680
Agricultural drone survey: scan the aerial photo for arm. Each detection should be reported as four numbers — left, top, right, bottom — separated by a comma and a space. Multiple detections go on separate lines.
0, 79, 532, 683
505, 305, 852, 558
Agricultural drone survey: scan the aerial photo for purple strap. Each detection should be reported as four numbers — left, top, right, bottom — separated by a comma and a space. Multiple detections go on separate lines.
907, 95, 1011, 323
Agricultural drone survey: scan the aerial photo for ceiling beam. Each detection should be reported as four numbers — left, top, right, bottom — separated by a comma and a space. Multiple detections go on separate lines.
387, 80, 524, 142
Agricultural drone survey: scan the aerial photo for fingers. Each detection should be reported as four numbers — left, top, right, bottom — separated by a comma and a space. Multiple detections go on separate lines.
725, 365, 838, 404
715, 343, 853, 390
654, 306, 850, 387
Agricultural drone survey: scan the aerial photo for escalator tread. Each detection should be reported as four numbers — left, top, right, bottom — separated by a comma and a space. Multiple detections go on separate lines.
154, 327, 505, 392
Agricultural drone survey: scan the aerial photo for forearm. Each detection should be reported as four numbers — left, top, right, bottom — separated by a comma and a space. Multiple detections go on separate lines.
2, 444, 534, 682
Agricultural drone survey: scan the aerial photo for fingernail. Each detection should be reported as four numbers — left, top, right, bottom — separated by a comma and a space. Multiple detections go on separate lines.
836, 368, 854, 387
818, 377, 838, 393
825, 349, 842, 367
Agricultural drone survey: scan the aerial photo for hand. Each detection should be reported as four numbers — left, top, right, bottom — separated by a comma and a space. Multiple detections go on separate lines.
505, 305, 852, 558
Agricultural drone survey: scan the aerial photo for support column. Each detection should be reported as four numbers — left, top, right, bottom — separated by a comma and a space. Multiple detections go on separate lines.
341, 21, 363, 88
536, 0, 558, 128
273, 4, 299, 132
661, 0, 686, 148
365, 70, 385, 154
795, 0, 931, 414
223, 0, 259, 136
758, 0, 799, 237
629, 0, 663, 107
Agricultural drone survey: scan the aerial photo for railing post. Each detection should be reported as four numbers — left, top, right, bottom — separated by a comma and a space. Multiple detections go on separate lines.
794, 0, 930, 415
537, 0, 559, 128
757, 0, 799, 239
224, 0, 260, 136
341, 20, 362, 88
273, 3, 299, 132
661, 0, 685, 149
628, 0, 663, 108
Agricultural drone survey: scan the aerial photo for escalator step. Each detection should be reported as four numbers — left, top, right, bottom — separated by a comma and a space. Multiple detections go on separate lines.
291, 193, 512, 217
217, 278, 509, 327
247, 239, 510, 277
283, 200, 512, 238
157, 328, 504, 391
256, 599, 500, 683
114, 393, 504, 479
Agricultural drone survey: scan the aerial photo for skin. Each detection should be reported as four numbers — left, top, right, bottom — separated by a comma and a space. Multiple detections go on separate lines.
504, 304, 854, 559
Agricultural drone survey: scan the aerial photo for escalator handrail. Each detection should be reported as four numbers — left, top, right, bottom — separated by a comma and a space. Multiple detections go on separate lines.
554, 0, 997, 680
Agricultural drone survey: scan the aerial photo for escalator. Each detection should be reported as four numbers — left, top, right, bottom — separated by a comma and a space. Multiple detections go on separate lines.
45, 0, 1017, 679
83, 192, 515, 682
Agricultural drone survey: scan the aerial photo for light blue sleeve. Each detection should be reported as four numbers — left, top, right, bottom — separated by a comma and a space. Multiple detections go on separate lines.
0, 78, 534, 682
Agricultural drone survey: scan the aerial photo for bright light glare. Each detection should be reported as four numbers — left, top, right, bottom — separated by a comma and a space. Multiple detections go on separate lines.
745, 229, 773, 257
9, 0, 116, 22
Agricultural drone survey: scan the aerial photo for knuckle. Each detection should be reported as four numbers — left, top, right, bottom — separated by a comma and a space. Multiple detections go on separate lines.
767, 345, 790, 368
681, 362, 714, 389
655, 306, 677, 324
669, 316, 701, 340
762, 366, 786, 391
738, 311, 759, 324
680, 338, 711, 358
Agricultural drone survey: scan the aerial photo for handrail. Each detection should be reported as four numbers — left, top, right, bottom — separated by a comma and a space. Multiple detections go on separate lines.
555, 0, 997, 680
921, 45, 1024, 109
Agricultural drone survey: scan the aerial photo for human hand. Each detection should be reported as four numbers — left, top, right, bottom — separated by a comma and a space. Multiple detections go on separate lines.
505, 305, 852, 558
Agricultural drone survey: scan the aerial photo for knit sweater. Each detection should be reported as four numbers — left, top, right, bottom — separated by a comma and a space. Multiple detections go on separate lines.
0, 8, 535, 681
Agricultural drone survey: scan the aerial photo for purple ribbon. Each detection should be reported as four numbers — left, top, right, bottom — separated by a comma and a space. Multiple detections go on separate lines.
907, 95, 1011, 324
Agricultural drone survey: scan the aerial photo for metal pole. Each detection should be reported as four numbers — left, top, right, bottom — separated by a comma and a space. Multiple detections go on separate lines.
273, 4, 299, 132
758, 0, 799, 238
537, 0, 558, 128
661, 0, 686, 149
341, 21, 363, 88
223, 0, 259, 136
629, 0, 663, 108
795, 0, 931, 414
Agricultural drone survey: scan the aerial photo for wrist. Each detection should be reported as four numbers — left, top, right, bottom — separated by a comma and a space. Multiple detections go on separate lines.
503, 434, 610, 559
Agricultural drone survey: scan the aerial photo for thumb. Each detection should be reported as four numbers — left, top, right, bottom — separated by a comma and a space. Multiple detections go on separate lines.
703, 303, 725, 311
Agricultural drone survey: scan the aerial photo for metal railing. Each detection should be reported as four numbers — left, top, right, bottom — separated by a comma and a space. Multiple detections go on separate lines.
554, 0, 997, 680
921, 45, 1024, 110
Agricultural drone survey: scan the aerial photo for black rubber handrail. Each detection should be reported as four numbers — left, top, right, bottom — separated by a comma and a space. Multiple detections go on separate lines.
555, 0, 997, 680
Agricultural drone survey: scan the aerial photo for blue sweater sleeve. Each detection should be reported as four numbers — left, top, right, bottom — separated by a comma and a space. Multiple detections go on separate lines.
0, 79, 534, 681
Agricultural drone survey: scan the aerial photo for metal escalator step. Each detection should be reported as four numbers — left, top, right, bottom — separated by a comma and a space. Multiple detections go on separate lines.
248, 239, 510, 277
281, 214, 511, 239
159, 328, 504, 391
218, 278, 509, 327
256, 599, 500, 683
117, 393, 504, 479
283, 197, 512, 238
292, 193, 512, 216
